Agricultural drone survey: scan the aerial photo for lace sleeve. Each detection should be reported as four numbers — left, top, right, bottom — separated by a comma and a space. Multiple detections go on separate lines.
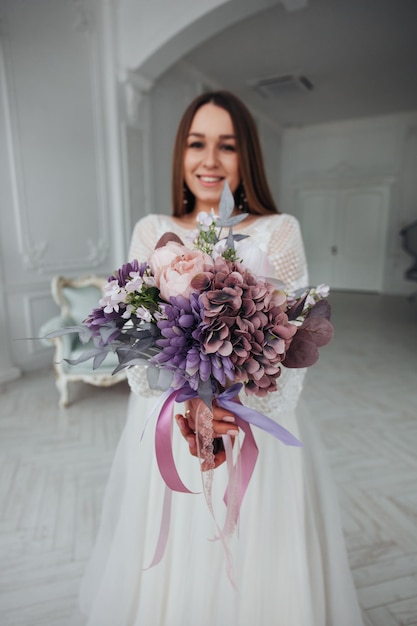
267, 215, 309, 291
128, 214, 160, 261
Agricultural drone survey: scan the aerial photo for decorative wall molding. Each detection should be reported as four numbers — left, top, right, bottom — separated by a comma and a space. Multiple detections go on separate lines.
68, 0, 92, 34
86, 237, 109, 266
21, 241, 48, 271
1, 1, 111, 274
120, 69, 154, 127
20, 237, 108, 272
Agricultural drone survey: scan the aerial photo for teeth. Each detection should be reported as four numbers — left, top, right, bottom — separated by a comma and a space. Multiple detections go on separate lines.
199, 176, 222, 182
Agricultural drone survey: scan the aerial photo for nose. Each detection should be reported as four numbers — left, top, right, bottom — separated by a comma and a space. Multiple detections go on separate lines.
202, 145, 218, 168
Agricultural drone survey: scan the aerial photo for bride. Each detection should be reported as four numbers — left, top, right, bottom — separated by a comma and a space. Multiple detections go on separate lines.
78, 90, 363, 625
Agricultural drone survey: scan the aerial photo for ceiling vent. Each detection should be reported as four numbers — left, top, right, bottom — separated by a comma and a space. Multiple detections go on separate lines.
251, 74, 314, 98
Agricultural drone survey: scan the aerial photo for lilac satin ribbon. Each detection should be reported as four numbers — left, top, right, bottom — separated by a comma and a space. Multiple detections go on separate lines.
147, 383, 302, 569
215, 383, 302, 448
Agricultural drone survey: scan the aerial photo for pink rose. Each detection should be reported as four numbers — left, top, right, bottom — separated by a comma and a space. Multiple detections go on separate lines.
149, 242, 214, 301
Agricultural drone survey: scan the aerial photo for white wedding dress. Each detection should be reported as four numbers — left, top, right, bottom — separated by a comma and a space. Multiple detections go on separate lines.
78, 213, 363, 626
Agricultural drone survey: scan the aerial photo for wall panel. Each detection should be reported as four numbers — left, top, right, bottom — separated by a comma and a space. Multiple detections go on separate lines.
0, 0, 116, 371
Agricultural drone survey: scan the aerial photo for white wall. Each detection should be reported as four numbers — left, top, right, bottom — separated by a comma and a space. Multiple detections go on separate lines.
280, 112, 417, 295
0, 0, 125, 374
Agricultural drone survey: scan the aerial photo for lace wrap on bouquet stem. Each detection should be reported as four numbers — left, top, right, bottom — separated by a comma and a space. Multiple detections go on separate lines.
194, 403, 234, 579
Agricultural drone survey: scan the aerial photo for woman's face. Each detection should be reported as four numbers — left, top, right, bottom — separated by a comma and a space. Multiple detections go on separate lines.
183, 103, 240, 213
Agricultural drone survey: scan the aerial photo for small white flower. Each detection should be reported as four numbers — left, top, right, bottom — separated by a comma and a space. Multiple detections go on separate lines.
143, 275, 156, 288
121, 304, 135, 319
315, 284, 330, 298
196, 211, 215, 231
99, 282, 128, 313
212, 240, 228, 259
304, 284, 330, 308
135, 306, 152, 322
126, 272, 144, 293
156, 305, 168, 320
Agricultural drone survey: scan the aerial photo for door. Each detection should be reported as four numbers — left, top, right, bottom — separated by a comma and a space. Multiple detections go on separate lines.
296, 183, 390, 291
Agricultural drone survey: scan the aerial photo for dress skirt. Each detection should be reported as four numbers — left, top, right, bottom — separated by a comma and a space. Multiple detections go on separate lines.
77, 385, 363, 626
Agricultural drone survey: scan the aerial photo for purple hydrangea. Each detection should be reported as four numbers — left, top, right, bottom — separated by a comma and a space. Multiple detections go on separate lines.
152, 293, 234, 390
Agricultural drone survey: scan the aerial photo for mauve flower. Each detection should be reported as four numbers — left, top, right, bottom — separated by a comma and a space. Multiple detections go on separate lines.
195, 256, 296, 396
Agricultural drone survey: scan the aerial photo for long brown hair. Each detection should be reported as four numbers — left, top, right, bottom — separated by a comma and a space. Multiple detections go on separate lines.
172, 91, 279, 216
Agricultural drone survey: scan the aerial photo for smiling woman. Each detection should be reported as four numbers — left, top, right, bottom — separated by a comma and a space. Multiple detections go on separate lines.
77, 90, 364, 626
172, 91, 279, 222
183, 103, 240, 212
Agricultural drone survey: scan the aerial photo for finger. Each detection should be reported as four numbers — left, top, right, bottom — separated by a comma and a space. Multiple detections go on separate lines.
187, 434, 198, 457
187, 400, 239, 437
212, 404, 236, 421
211, 404, 239, 436
175, 414, 198, 457
212, 420, 239, 437
175, 413, 193, 438
187, 397, 240, 417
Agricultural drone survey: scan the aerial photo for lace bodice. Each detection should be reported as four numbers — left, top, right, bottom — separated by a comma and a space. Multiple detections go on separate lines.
129, 213, 308, 293
127, 213, 308, 414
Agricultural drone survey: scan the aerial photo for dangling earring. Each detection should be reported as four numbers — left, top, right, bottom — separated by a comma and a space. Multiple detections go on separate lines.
183, 184, 188, 207
237, 182, 248, 211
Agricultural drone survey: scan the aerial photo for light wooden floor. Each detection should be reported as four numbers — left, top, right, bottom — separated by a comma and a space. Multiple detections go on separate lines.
1, 291, 416, 626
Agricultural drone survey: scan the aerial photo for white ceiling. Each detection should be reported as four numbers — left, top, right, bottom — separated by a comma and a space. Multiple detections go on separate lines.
180, 0, 417, 128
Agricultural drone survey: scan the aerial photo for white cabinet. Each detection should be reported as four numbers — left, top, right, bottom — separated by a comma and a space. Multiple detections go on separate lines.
296, 184, 391, 292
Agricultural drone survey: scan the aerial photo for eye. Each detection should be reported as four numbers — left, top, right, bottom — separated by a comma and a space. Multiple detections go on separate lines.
187, 140, 204, 149
220, 143, 236, 152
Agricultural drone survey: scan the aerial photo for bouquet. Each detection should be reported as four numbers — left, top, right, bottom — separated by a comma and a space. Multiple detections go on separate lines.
45, 183, 333, 570
48, 184, 332, 400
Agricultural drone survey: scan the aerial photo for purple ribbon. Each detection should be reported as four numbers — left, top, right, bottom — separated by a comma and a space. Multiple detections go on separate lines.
215, 383, 302, 448
147, 382, 302, 570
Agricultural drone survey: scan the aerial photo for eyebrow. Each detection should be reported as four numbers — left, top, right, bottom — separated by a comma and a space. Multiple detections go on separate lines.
187, 132, 236, 139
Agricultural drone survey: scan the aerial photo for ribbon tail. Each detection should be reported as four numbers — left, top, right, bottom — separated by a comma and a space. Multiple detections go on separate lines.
143, 485, 172, 570
223, 420, 258, 523
217, 398, 302, 447
155, 388, 199, 494
140, 386, 173, 442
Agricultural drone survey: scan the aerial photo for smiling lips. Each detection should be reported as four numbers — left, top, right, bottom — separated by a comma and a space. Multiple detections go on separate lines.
197, 175, 225, 186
